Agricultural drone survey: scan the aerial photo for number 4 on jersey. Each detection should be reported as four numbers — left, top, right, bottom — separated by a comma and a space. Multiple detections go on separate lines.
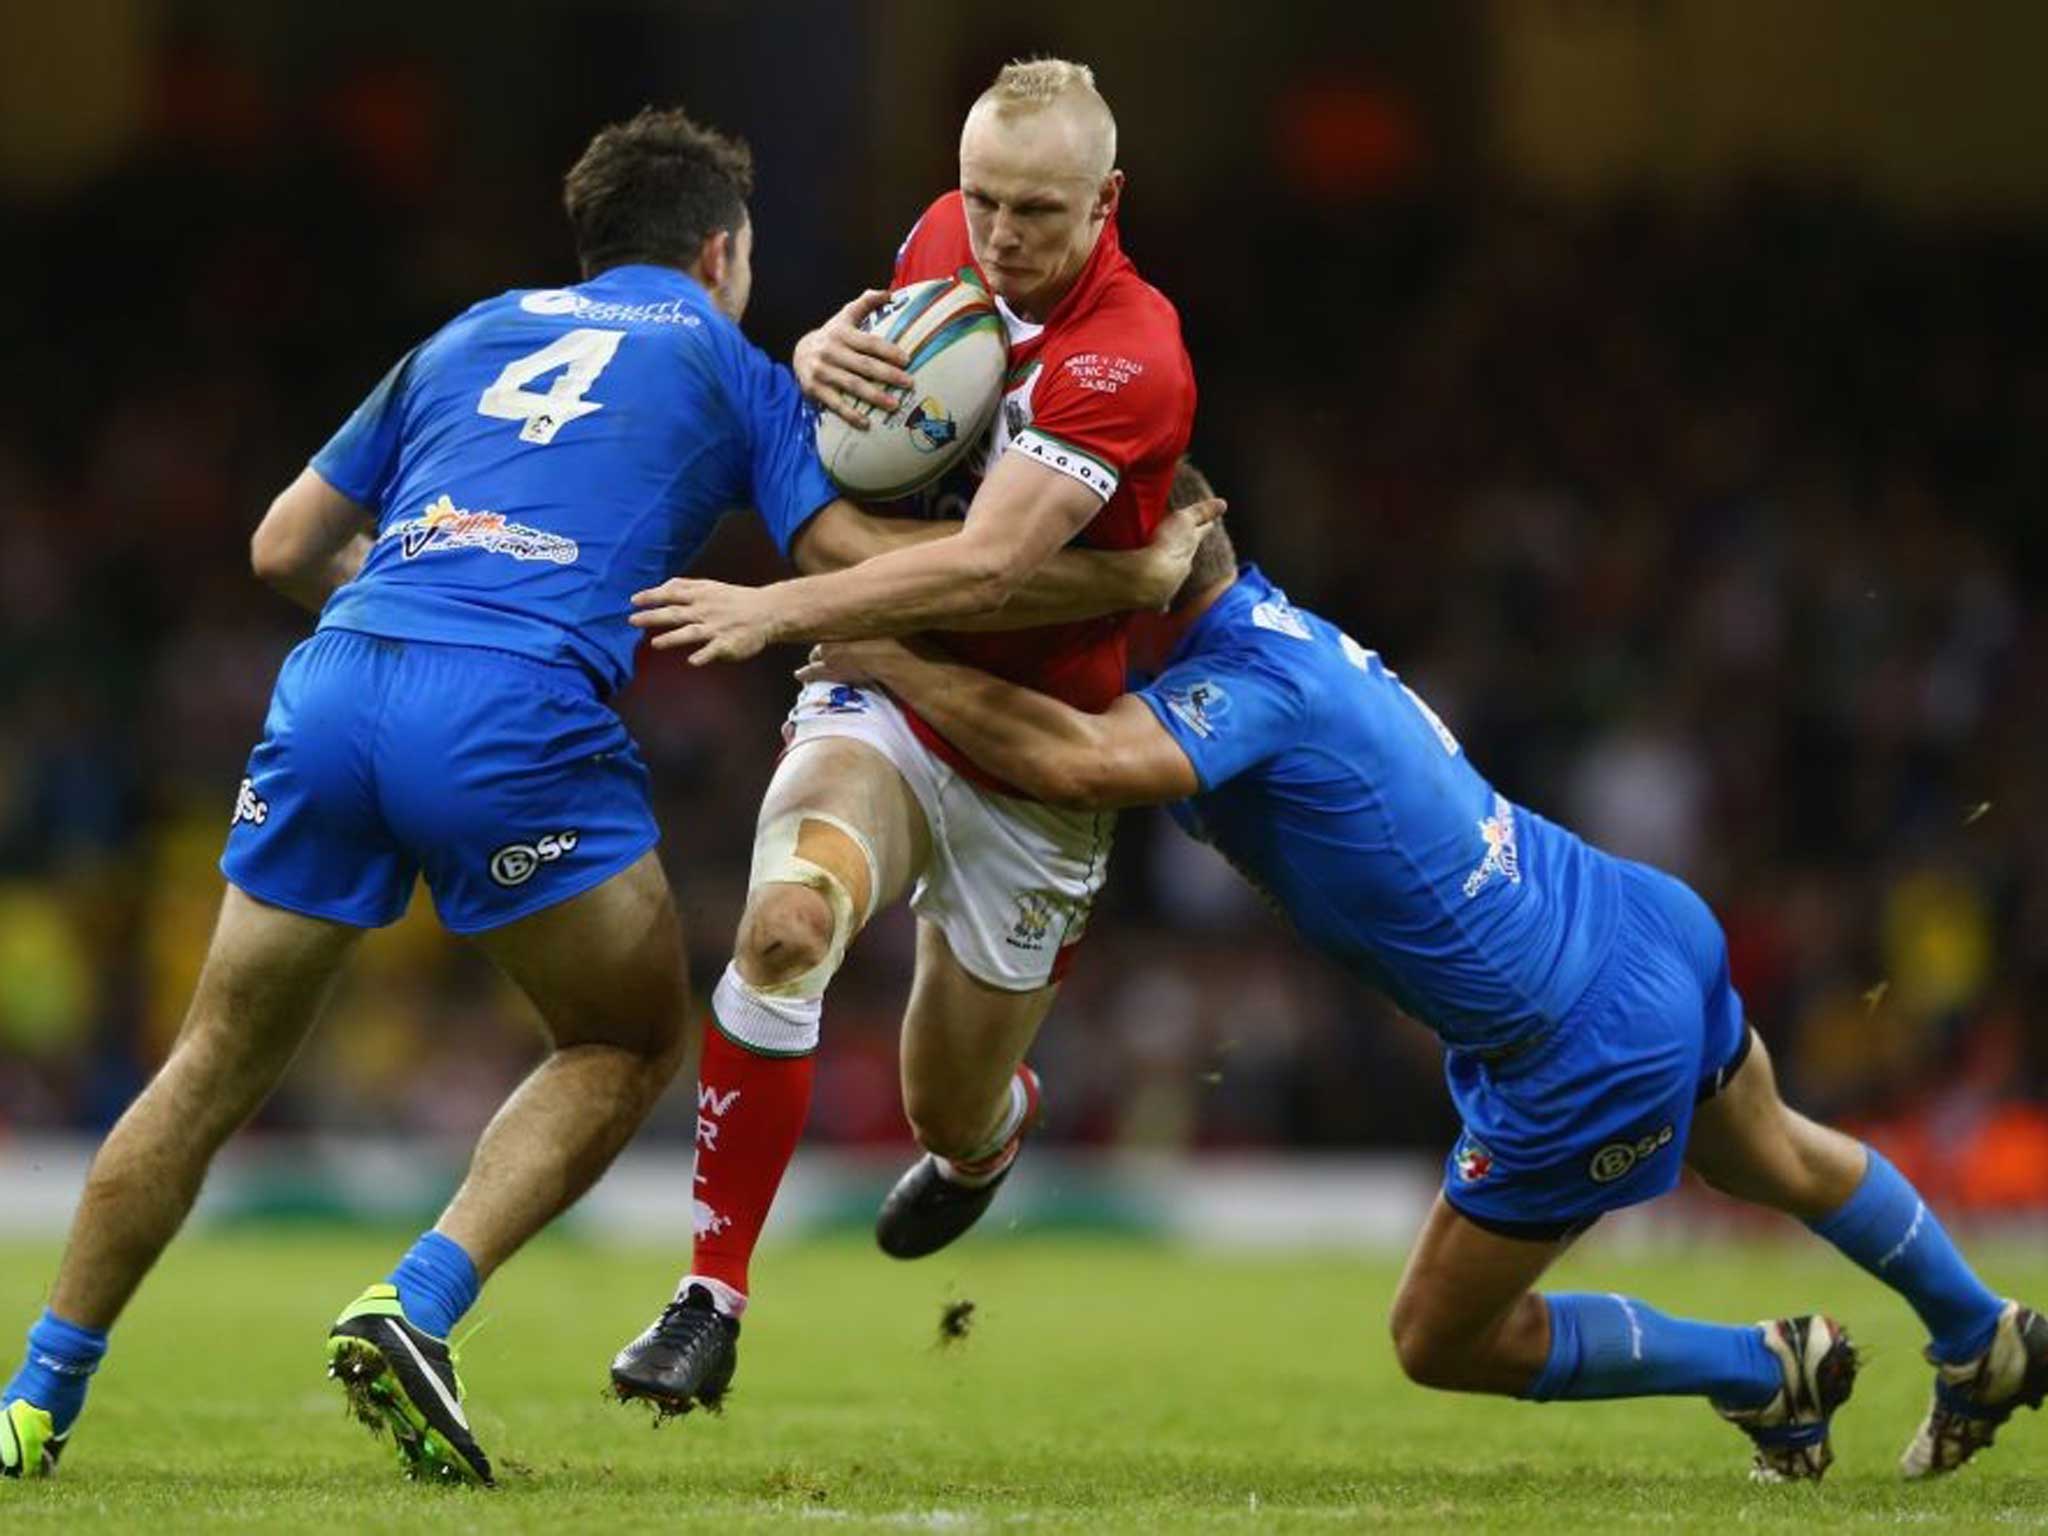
477, 327, 625, 445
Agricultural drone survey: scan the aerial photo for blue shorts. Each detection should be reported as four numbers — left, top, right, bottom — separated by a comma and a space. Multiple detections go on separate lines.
221, 629, 658, 933
1440, 860, 1751, 1241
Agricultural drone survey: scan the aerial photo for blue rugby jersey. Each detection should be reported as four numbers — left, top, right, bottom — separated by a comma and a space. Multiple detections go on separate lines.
311, 264, 835, 693
1135, 566, 1623, 1053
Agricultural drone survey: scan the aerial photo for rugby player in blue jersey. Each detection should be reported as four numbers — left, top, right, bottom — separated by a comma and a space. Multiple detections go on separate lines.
0, 109, 1207, 1488
798, 462, 2047, 1483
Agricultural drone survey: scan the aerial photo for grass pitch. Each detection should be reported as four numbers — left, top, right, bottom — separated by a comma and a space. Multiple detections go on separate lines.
2, 1229, 2046, 1532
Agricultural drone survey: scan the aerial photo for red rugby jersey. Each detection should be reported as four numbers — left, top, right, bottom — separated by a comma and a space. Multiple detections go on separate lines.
889, 191, 1197, 792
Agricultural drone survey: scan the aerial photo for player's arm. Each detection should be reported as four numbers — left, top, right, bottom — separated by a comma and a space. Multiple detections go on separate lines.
797, 639, 1199, 810
249, 468, 376, 613
634, 452, 1110, 663
715, 318, 1180, 636
787, 493, 1224, 628
259, 346, 411, 611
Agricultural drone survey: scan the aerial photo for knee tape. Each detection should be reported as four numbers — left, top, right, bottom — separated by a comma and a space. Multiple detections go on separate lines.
746, 810, 881, 1000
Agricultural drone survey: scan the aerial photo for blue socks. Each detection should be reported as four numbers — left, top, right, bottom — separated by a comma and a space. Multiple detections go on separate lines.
387, 1231, 480, 1340
1524, 1150, 2005, 1408
1810, 1146, 2003, 1363
0, 1231, 480, 1440
1525, 1293, 1780, 1408
2, 1310, 109, 1435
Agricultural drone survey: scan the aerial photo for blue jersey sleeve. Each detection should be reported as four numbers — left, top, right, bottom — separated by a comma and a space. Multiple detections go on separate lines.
731, 341, 837, 559
310, 350, 414, 508
1137, 647, 1310, 792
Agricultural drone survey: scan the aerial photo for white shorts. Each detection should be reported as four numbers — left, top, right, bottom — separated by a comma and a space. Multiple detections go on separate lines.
782, 681, 1115, 991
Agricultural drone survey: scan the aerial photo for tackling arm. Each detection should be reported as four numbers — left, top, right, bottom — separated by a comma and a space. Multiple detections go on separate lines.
249, 468, 376, 613
798, 639, 1200, 810
787, 493, 1222, 631
632, 452, 1104, 663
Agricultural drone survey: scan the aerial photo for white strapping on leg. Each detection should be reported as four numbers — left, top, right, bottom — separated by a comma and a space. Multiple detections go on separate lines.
744, 810, 881, 1002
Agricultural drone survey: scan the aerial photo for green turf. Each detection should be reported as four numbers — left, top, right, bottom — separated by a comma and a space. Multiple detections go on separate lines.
2, 1230, 2045, 1531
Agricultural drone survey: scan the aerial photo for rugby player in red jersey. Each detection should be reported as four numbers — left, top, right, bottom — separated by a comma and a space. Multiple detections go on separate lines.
614, 58, 1200, 1413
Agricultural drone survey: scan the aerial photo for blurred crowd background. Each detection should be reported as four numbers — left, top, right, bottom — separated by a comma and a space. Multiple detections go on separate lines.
2, 1, 2044, 1210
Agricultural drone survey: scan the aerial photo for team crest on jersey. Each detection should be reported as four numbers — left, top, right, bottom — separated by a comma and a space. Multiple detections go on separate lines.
1004, 890, 1063, 952
1454, 1133, 1495, 1184
1461, 793, 1522, 899
967, 362, 1040, 480
231, 777, 268, 828
388, 494, 579, 565
906, 397, 957, 453
1162, 679, 1231, 739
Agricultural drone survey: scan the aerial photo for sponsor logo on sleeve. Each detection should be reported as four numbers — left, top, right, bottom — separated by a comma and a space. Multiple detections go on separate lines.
1162, 679, 1231, 739
488, 829, 580, 888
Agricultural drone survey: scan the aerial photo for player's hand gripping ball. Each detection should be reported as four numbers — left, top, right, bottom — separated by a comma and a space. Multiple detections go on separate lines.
812, 276, 1006, 500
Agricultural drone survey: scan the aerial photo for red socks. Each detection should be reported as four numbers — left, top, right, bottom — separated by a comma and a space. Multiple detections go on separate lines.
687, 967, 821, 1305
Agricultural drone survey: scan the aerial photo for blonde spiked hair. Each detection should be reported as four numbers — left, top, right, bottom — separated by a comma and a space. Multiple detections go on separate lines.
976, 57, 1117, 179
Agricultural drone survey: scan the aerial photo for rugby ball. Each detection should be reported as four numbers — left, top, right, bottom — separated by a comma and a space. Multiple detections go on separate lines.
815, 273, 1005, 500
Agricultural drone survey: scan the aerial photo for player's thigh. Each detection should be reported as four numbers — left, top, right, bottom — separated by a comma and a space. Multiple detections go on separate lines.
751, 736, 932, 921
1685, 1027, 1854, 1218
470, 848, 689, 1059
173, 884, 363, 1094
1390, 1193, 1571, 1355
899, 920, 1059, 1120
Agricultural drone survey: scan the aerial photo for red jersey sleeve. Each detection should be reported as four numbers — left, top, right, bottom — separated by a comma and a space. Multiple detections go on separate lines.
1011, 318, 1193, 505
892, 192, 976, 288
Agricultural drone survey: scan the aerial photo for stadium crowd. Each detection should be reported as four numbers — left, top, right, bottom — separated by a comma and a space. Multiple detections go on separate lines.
0, 47, 2043, 1210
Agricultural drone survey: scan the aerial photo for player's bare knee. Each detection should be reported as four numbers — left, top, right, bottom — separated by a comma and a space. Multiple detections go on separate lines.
1389, 1310, 1467, 1391
734, 811, 880, 999
736, 884, 836, 990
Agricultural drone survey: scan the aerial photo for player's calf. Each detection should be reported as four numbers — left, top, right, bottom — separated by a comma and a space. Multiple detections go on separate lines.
657, 813, 878, 1315
877, 1064, 1041, 1260
1388, 1292, 1551, 1397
